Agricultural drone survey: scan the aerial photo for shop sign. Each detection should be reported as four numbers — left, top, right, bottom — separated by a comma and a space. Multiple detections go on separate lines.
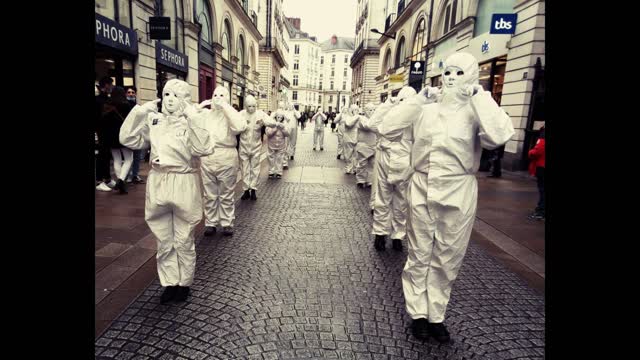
150, 17, 171, 40
156, 42, 188, 73
95, 13, 138, 54
490, 14, 518, 34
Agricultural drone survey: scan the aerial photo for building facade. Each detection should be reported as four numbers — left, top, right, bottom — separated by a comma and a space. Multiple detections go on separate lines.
372, 0, 545, 170
350, 0, 387, 107
286, 18, 321, 112
256, 0, 289, 111
319, 36, 355, 113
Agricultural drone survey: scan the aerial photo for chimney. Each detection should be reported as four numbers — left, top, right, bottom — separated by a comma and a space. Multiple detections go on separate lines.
286, 17, 301, 30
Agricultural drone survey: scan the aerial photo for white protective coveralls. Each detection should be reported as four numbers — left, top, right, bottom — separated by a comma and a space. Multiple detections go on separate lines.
355, 103, 378, 185
286, 104, 301, 160
341, 105, 360, 174
238, 95, 267, 192
119, 79, 214, 287
380, 52, 515, 323
198, 86, 247, 229
334, 112, 345, 158
312, 108, 327, 150
367, 87, 418, 241
265, 110, 290, 176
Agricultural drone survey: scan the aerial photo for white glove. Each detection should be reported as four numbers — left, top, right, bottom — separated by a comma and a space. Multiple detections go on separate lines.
419, 86, 441, 99
183, 100, 200, 119
212, 98, 224, 110
198, 99, 212, 109
462, 84, 484, 97
141, 99, 160, 113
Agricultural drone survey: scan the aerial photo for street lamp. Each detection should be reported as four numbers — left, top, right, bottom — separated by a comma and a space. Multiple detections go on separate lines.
371, 28, 395, 40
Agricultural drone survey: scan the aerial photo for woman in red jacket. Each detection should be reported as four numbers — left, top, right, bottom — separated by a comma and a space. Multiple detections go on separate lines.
528, 126, 545, 219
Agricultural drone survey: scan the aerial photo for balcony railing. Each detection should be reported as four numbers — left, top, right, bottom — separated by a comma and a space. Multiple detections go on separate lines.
385, 13, 396, 32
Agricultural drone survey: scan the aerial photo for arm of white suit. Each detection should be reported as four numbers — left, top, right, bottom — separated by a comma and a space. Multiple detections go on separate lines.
364, 100, 395, 134
187, 120, 214, 157
220, 102, 247, 134
280, 123, 290, 137
470, 91, 515, 150
344, 114, 358, 128
119, 105, 151, 150
378, 95, 426, 141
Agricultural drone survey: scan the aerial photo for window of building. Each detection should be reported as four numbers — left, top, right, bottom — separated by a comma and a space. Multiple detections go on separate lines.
395, 36, 406, 68
238, 35, 245, 69
321, 56, 324, 64
330, 81, 334, 90
329, 95, 333, 103
295, 44, 300, 54
294, 60, 299, 70
331, 68, 335, 77
222, 20, 232, 60
342, 81, 346, 90
343, 68, 347, 77
195, 0, 212, 44
318, 95, 322, 103
411, 17, 426, 61
319, 81, 323, 90
332, 55, 336, 64
443, 0, 459, 35
293, 75, 298, 86
293, 91, 298, 100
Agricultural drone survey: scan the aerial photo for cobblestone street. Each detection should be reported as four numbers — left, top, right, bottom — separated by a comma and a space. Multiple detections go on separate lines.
95, 127, 545, 359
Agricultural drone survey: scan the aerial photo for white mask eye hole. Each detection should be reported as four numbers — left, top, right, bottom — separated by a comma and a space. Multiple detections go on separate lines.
444, 71, 451, 76
164, 92, 170, 97
456, 70, 464, 76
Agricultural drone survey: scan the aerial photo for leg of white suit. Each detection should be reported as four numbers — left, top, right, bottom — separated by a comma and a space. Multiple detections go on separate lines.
402, 172, 477, 323
201, 151, 239, 228
390, 178, 408, 240
240, 151, 260, 191
145, 171, 202, 287
337, 134, 343, 156
343, 142, 356, 173
372, 151, 392, 236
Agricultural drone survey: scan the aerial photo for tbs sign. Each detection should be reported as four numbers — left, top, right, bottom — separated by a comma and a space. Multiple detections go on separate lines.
490, 14, 517, 34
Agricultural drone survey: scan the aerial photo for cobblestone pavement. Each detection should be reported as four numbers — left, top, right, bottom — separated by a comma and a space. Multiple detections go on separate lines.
95, 127, 545, 359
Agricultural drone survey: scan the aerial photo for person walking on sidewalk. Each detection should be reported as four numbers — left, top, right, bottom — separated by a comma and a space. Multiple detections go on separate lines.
312, 107, 327, 151
101, 86, 135, 194
528, 126, 545, 220
198, 86, 247, 237
341, 105, 360, 175
95, 76, 116, 192
125, 87, 146, 185
119, 79, 214, 304
367, 87, 418, 252
265, 110, 290, 178
381, 52, 515, 343
355, 103, 378, 188
238, 95, 267, 201
487, 144, 506, 178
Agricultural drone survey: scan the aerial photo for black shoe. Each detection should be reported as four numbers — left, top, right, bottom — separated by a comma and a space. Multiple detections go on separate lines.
117, 179, 128, 194
204, 226, 216, 237
290, 155, 294, 160
337, 155, 341, 160
427, 322, 451, 343
283, 165, 288, 170
371, 209, 374, 216
357, 183, 364, 188
411, 319, 429, 340
241, 190, 251, 200
222, 226, 234, 236
250, 189, 257, 201
320, 147, 324, 151
160, 286, 178, 304
374, 235, 386, 251
174, 286, 190, 302
392, 239, 403, 251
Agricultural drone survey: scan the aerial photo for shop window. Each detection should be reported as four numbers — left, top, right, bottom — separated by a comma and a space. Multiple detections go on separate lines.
395, 37, 406, 68
411, 18, 426, 61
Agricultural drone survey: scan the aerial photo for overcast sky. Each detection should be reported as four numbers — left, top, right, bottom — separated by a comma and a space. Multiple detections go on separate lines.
282, 0, 357, 43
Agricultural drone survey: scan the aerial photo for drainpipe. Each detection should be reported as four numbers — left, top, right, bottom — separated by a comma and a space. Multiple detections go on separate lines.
424, 0, 435, 86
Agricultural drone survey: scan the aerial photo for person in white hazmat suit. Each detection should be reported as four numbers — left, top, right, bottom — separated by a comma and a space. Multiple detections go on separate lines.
355, 103, 378, 188
312, 107, 327, 151
380, 52, 515, 342
272, 101, 293, 169
334, 111, 345, 160
285, 103, 301, 161
119, 79, 214, 304
340, 105, 360, 174
238, 95, 267, 201
365, 86, 419, 252
264, 110, 290, 178
198, 86, 247, 237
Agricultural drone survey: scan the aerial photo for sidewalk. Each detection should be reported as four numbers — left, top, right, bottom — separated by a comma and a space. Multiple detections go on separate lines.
472, 171, 545, 294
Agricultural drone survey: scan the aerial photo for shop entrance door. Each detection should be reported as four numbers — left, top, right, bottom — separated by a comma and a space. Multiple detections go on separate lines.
199, 64, 215, 103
